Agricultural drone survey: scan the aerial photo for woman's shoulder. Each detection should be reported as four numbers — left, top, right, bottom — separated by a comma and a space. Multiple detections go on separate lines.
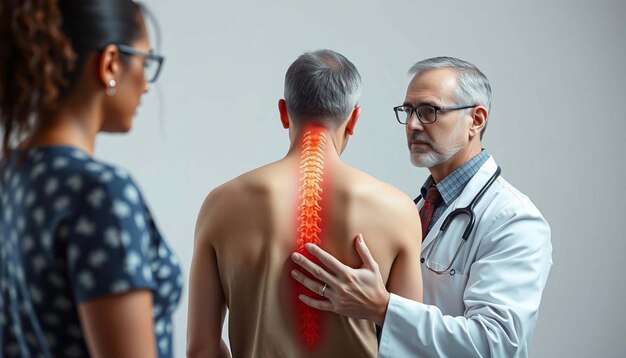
20, 146, 145, 206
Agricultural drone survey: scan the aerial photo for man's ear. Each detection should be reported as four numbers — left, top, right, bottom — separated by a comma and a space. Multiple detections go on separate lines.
98, 44, 121, 89
345, 106, 361, 135
469, 106, 488, 138
278, 99, 290, 129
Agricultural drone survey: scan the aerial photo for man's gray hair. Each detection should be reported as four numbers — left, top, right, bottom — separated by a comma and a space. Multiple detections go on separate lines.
409, 56, 492, 137
284, 49, 362, 125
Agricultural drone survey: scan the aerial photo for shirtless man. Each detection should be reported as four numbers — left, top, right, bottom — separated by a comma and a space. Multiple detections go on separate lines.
186, 50, 422, 357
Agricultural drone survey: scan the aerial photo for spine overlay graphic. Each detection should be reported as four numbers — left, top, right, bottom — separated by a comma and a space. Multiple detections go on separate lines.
295, 129, 327, 348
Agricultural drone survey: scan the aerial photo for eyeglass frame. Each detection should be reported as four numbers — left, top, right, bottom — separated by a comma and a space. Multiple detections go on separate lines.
393, 104, 478, 125
116, 44, 165, 83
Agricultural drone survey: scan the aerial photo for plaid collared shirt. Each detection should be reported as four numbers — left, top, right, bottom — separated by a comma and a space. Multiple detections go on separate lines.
419, 149, 490, 236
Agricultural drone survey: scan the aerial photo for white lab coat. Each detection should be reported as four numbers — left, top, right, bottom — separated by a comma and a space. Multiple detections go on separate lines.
378, 156, 553, 358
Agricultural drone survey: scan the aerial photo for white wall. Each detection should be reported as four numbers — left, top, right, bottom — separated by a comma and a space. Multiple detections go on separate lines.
97, 0, 626, 356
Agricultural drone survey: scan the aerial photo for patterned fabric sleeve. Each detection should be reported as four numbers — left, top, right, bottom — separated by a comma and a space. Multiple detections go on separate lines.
64, 171, 156, 304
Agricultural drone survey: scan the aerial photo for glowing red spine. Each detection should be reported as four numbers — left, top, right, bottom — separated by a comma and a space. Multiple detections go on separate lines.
295, 129, 326, 348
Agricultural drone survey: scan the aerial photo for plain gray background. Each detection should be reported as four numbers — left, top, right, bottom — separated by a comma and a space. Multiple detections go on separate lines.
95, 0, 626, 356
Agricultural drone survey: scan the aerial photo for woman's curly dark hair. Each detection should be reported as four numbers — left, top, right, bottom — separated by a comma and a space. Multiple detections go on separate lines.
0, 0, 76, 158
0, 0, 144, 158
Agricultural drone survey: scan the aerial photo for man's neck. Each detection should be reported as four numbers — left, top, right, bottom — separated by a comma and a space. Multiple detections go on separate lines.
285, 125, 342, 163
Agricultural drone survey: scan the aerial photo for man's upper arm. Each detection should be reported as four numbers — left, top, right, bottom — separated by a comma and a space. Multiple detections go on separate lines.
385, 196, 423, 302
187, 191, 229, 356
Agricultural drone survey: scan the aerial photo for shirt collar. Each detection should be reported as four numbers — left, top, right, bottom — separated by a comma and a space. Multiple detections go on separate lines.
420, 149, 490, 206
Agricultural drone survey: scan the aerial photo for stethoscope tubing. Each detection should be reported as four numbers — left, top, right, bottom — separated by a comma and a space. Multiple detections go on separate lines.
414, 166, 501, 275
414, 166, 502, 241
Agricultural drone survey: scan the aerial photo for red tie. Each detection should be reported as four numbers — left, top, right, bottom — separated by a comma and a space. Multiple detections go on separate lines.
420, 186, 442, 241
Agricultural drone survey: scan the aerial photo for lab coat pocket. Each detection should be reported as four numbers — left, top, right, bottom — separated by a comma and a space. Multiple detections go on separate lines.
423, 263, 470, 316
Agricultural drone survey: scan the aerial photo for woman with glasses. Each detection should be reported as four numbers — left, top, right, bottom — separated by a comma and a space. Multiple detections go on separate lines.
0, 0, 180, 356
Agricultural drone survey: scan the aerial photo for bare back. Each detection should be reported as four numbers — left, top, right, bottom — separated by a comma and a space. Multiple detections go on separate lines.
196, 132, 423, 357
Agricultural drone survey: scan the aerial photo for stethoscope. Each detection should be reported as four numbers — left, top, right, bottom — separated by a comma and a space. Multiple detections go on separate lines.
413, 166, 501, 275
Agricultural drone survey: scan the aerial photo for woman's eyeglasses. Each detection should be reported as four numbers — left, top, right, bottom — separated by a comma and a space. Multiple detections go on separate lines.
117, 44, 165, 83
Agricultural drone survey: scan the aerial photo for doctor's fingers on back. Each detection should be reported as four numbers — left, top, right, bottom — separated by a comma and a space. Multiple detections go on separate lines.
298, 293, 334, 312
292, 250, 340, 285
354, 234, 379, 270
291, 254, 337, 293
291, 270, 338, 303
304, 243, 351, 276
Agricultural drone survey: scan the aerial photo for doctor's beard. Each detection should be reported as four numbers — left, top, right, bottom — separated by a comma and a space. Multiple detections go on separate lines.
409, 125, 467, 169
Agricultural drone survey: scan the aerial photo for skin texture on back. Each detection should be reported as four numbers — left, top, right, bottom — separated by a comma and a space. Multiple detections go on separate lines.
187, 126, 423, 357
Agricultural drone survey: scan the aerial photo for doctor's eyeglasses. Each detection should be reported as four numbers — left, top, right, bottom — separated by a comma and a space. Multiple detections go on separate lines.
393, 104, 477, 125
116, 44, 165, 83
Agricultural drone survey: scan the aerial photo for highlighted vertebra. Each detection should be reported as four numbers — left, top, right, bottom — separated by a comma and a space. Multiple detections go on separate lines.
295, 128, 327, 348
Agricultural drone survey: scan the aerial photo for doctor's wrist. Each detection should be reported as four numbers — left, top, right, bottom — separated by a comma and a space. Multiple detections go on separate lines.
372, 291, 391, 327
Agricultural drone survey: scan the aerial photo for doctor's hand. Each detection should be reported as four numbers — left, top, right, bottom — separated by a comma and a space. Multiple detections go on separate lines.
290, 234, 390, 327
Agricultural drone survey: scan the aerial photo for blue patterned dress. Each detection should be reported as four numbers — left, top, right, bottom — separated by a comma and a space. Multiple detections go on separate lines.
0, 146, 182, 357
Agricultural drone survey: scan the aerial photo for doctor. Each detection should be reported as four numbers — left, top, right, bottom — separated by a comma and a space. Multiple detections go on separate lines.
290, 57, 553, 357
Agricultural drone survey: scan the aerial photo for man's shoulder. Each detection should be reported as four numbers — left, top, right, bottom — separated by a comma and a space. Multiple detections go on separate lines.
346, 166, 416, 211
200, 163, 286, 214
201, 175, 248, 210
195, 177, 251, 240
338, 167, 419, 231
332, 167, 421, 251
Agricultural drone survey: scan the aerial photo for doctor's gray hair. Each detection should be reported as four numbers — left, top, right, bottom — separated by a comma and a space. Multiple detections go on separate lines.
284, 49, 362, 126
409, 57, 492, 138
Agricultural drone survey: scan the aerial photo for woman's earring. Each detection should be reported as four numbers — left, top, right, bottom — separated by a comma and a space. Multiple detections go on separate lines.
106, 79, 117, 96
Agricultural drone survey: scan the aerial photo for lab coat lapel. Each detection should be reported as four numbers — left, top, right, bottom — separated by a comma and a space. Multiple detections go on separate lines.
419, 156, 498, 253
